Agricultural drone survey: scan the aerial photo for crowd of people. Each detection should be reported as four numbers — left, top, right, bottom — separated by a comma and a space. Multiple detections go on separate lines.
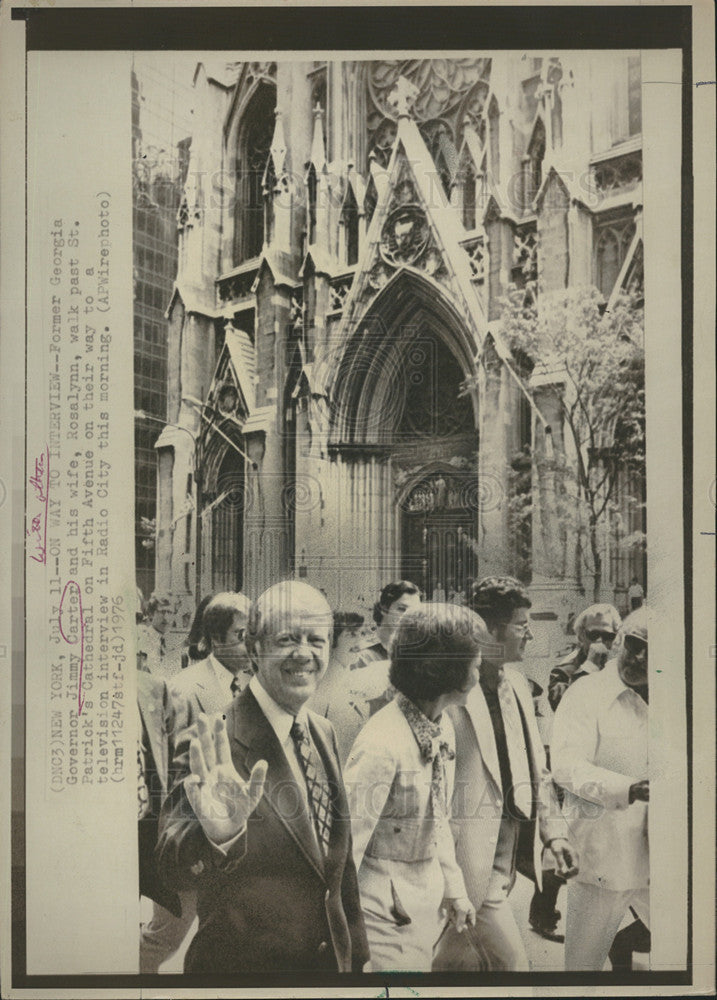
136, 575, 650, 975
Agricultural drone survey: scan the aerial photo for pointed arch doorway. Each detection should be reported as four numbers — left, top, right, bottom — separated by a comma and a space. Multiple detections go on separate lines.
329, 270, 481, 604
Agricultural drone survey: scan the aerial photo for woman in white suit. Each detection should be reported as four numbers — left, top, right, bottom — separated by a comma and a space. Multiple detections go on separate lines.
344, 604, 487, 972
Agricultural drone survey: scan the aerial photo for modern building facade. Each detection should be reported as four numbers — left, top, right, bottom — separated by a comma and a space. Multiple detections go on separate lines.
153, 54, 645, 637
132, 57, 192, 600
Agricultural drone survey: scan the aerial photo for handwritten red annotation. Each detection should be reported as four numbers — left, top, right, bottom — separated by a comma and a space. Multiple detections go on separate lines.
27, 445, 50, 564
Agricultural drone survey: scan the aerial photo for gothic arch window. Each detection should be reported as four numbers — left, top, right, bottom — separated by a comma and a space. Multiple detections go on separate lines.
309, 64, 329, 160
233, 82, 276, 265
364, 169, 378, 229
306, 164, 318, 247
420, 120, 458, 198
365, 58, 491, 173
541, 57, 564, 150
525, 118, 546, 211
627, 55, 642, 137
396, 333, 474, 441
210, 443, 245, 592
594, 213, 636, 299
488, 96, 500, 185
340, 184, 360, 266
462, 162, 477, 230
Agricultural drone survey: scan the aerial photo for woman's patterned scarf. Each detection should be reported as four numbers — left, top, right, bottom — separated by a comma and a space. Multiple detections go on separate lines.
395, 691, 455, 818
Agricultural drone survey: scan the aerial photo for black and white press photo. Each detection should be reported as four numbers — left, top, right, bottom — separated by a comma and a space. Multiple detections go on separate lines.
1, 3, 714, 998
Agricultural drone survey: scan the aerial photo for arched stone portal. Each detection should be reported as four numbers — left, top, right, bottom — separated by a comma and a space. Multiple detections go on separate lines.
325, 271, 481, 607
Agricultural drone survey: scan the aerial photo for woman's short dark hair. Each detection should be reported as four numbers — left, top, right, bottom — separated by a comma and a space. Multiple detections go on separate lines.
469, 576, 531, 633
332, 610, 364, 649
372, 579, 421, 625
389, 603, 488, 703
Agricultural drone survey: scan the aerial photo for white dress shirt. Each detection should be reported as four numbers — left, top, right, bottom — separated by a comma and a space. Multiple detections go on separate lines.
213, 676, 315, 854
248, 675, 313, 804
206, 652, 235, 701
551, 659, 649, 890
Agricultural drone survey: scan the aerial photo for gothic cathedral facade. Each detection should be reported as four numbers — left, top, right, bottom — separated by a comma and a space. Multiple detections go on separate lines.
155, 55, 645, 633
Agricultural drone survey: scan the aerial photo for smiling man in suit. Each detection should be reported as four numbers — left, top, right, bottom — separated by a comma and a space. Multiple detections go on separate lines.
433, 576, 579, 971
170, 592, 252, 740
156, 580, 369, 974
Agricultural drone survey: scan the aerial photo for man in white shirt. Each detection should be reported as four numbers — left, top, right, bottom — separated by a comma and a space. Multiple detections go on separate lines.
551, 608, 650, 971
157, 581, 369, 973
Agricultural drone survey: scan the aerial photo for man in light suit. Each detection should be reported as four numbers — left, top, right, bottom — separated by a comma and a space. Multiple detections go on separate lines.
433, 577, 579, 971
170, 591, 252, 739
156, 581, 369, 974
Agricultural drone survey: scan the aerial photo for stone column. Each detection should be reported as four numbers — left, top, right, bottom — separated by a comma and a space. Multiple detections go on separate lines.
528, 381, 584, 673
478, 351, 510, 577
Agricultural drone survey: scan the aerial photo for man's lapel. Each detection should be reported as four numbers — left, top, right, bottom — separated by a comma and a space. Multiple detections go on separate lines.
227, 689, 326, 881
504, 668, 541, 792
195, 657, 227, 715
464, 684, 503, 792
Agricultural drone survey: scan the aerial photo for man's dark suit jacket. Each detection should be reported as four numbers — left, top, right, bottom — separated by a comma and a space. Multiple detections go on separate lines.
137, 670, 182, 916
156, 685, 369, 974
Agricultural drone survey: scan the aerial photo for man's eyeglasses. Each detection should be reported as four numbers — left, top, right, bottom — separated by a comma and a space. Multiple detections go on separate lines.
624, 634, 647, 656
586, 630, 616, 644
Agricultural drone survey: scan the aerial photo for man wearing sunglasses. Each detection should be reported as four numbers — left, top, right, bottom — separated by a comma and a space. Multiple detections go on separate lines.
547, 604, 622, 713
551, 608, 650, 970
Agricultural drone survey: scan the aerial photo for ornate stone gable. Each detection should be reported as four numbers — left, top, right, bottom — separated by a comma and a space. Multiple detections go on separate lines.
330, 96, 488, 375
203, 322, 255, 431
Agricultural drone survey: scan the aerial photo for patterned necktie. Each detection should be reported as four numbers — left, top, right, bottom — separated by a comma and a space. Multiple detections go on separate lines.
290, 719, 332, 855
230, 675, 242, 698
496, 672, 534, 820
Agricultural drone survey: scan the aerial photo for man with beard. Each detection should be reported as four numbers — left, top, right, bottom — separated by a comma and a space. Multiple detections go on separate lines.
157, 581, 368, 974
552, 608, 650, 971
